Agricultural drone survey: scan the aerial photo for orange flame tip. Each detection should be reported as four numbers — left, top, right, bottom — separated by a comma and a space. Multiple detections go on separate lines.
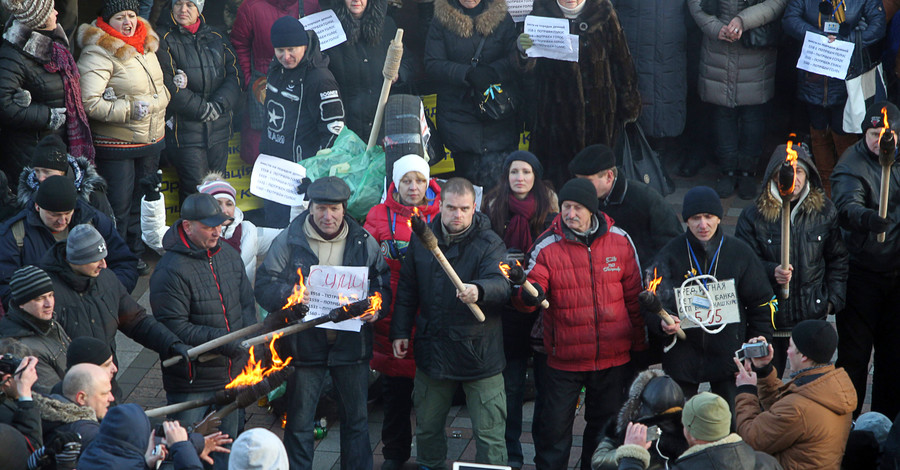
783, 136, 799, 194
880, 107, 891, 142
498, 262, 511, 278
282, 268, 307, 310
225, 332, 293, 389
647, 267, 663, 295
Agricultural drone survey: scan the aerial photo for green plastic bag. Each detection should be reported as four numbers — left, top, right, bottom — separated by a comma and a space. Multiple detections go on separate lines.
302, 128, 385, 221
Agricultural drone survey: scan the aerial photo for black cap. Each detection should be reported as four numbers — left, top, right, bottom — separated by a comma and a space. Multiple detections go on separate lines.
503, 150, 543, 179
66, 337, 113, 369
792, 319, 837, 364
569, 144, 616, 176
271, 16, 309, 48
31, 135, 69, 172
307, 176, 351, 204
558, 178, 599, 213
180, 193, 231, 227
35, 175, 77, 212
861, 101, 900, 134
681, 186, 723, 221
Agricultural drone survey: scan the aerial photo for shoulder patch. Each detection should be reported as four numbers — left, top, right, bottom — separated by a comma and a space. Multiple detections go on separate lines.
320, 90, 339, 100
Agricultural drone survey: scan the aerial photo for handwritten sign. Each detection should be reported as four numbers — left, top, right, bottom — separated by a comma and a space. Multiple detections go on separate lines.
525, 15, 578, 62
300, 10, 347, 51
250, 154, 307, 206
507, 0, 534, 22
796, 31, 854, 80
305, 265, 368, 332
674, 279, 740, 330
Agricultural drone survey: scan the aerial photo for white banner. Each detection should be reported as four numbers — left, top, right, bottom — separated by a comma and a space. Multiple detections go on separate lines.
524, 15, 578, 62
674, 279, 741, 330
304, 265, 368, 332
507, 0, 534, 22
796, 30, 855, 80
249, 154, 306, 206
300, 10, 347, 51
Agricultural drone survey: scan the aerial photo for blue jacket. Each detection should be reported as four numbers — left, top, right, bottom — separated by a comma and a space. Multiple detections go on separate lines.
783, 0, 886, 107
0, 199, 138, 310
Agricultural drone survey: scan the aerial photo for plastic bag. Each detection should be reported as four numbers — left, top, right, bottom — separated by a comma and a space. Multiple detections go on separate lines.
614, 122, 674, 196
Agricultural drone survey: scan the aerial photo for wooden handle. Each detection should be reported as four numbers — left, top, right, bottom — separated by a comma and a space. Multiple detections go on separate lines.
145, 397, 214, 418
658, 309, 687, 340
430, 248, 486, 322
367, 29, 404, 151
161, 323, 267, 367
879, 165, 890, 243
521, 280, 550, 309
780, 201, 790, 299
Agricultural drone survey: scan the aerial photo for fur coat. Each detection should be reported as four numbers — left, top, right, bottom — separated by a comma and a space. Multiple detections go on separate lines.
16, 155, 114, 221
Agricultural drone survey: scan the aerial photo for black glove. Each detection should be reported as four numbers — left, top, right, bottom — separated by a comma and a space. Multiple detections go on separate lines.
27, 432, 82, 470
520, 283, 546, 307
139, 170, 163, 202
506, 263, 527, 285
167, 342, 193, 382
862, 210, 891, 233
296, 177, 312, 196
465, 66, 500, 93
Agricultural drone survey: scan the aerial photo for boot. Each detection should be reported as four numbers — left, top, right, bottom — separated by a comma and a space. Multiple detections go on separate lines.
809, 127, 837, 197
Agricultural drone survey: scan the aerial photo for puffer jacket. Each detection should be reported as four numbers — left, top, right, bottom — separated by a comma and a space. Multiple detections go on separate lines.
687, 0, 788, 107
40, 242, 183, 362
16, 155, 115, 222
391, 212, 511, 381
514, 212, 646, 372
76, 17, 171, 151
157, 14, 242, 148
610, 0, 687, 138
425, 0, 518, 155
0, 200, 138, 308
0, 306, 70, 394
735, 147, 848, 328
150, 222, 257, 393
363, 180, 442, 378
255, 211, 391, 366
831, 139, 900, 272
783, 0, 886, 107
617, 434, 782, 470
37, 393, 100, 449
735, 364, 856, 469
646, 229, 774, 384
0, 21, 69, 178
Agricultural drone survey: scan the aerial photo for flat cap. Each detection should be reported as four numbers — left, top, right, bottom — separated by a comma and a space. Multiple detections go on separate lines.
307, 176, 351, 204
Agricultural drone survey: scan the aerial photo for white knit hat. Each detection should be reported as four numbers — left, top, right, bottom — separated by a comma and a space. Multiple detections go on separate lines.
392, 154, 430, 190
227, 428, 288, 470
3, 0, 54, 30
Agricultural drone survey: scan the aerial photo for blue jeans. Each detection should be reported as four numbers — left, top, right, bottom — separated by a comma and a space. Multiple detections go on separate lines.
711, 103, 768, 173
284, 364, 372, 470
165, 390, 243, 470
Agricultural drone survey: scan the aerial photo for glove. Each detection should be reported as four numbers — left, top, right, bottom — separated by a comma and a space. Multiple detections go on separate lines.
132, 100, 150, 120
173, 69, 188, 89
27, 432, 82, 470
199, 102, 221, 122
296, 177, 312, 195
862, 210, 891, 233
139, 170, 163, 202
167, 342, 193, 382
102, 87, 117, 101
517, 33, 533, 53
252, 76, 267, 103
48, 107, 66, 130
520, 283, 546, 307
465, 66, 500, 93
13, 89, 31, 107
191, 410, 222, 436
54, 441, 81, 470
505, 263, 527, 285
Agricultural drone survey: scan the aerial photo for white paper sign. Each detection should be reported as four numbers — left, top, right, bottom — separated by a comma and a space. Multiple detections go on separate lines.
300, 10, 347, 51
674, 279, 740, 330
524, 16, 578, 62
507, 0, 534, 22
304, 265, 368, 332
796, 31, 855, 80
249, 154, 307, 206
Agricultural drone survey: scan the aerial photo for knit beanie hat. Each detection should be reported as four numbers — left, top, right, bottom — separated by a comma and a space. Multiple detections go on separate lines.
861, 101, 900, 134
2, 0, 55, 30
228, 428, 289, 470
67, 336, 113, 369
392, 154, 430, 190
681, 186, 723, 221
681, 392, 731, 442
271, 16, 309, 48
854, 412, 892, 444
67, 224, 108, 265
173, 0, 204, 12
101, 0, 140, 22
10, 265, 53, 306
35, 175, 77, 212
791, 319, 837, 364
558, 178, 599, 214
31, 135, 69, 172
198, 179, 237, 204
504, 150, 543, 179
569, 144, 616, 176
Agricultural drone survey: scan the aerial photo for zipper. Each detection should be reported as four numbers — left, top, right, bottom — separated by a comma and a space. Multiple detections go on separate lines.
588, 245, 601, 366
208, 254, 233, 380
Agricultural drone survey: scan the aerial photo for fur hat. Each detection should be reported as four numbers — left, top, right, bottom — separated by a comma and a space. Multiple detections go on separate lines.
2, 0, 54, 30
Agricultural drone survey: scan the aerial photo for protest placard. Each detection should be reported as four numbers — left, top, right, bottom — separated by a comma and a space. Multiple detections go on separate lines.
305, 265, 368, 332
796, 30, 855, 80
507, 0, 533, 22
300, 10, 347, 51
524, 16, 578, 62
674, 279, 740, 330
249, 154, 307, 206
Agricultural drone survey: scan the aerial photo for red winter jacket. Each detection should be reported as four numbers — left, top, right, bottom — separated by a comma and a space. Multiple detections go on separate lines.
516, 212, 646, 372
230, 0, 318, 84
363, 180, 442, 378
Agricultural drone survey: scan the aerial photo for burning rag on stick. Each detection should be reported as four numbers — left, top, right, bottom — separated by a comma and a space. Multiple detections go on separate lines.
638, 268, 686, 352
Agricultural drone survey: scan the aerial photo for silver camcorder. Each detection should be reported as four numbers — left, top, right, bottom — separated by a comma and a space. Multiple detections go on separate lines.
734, 342, 769, 361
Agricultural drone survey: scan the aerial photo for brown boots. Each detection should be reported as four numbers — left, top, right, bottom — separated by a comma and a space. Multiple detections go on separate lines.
809, 127, 859, 197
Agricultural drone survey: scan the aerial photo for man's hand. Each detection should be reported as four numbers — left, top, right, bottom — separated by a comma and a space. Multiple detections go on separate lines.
167, 342, 193, 381
392, 339, 409, 359
520, 283, 545, 307
661, 316, 682, 336
623, 422, 652, 450
505, 263, 527, 285
199, 431, 232, 465
734, 357, 757, 387
745, 335, 774, 369
774, 264, 793, 285
862, 210, 891, 233
145, 429, 168, 468
457, 283, 479, 304
15, 356, 38, 400
164, 420, 189, 444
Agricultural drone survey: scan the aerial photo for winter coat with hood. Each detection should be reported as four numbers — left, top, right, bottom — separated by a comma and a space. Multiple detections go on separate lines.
687, 0, 788, 108
229, 0, 302, 84
617, 433, 782, 470
646, 229, 774, 384
0, 392, 43, 448
78, 403, 203, 470
0, 306, 70, 393
16, 155, 115, 222
512, 212, 646, 372
37, 393, 100, 449
783, 0, 886, 107
40, 242, 184, 365
255, 210, 391, 366
259, 31, 344, 162
831, 139, 900, 273
391, 212, 511, 381
76, 17, 171, 155
364, 179, 442, 378
157, 13, 243, 149
425, 0, 519, 156
0, 199, 138, 309
149, 221, 257, 393
0, 21, 70, 178
735, 146, 848, 328
735, 363, 857, 470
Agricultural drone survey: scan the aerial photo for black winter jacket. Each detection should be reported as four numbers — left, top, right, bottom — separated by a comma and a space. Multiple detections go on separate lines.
38, 394, 100, 450
391, 212, 511, 381
40, 242, 182, 363
832, 139, 900, 272
157, 15, 242, 148
0, 306, 70, 394
425, 0, 518, 155
735, 148, 848, 328
0, 396, 42, 448
646, 229, 774, 384
150, 222, 257, 393
255, 212, 390, 366
617, 434, 782, 470
259, 32, 344, 162
16, 156, 115, 225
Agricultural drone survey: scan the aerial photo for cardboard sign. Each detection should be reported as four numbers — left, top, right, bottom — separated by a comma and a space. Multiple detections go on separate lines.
674, 279, 740, 330
304, 265, 368, 332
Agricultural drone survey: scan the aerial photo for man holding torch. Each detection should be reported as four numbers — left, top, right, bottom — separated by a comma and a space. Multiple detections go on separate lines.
831, 101, 900, 419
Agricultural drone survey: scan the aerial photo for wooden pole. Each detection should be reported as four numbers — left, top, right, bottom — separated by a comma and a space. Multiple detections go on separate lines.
367, 29, 404, 151
161, 323, 267, 368
427, 247, 486, 322
520, 280, 550, 309
878, 164, 890, 243
658, 308, 687, 340
780, 200, 790, 299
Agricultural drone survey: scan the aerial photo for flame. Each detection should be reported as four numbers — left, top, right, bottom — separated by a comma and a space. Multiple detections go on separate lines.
225, 333, 293, 389
282, 268, 307, 310
647, 268, 663, 295
783, 136, 799, 194
498, 262, 511, 278
406, 207, 422, 229
360, 292, 383, 319
880, 107, 892, 142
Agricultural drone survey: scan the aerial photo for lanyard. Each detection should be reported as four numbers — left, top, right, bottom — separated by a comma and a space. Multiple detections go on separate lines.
686, 237, 723, 287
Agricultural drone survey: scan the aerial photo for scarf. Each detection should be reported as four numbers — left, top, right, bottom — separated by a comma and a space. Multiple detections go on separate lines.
43, 42, 95, 162
96, 16, 148, 54
183, 18, 201, 34
504, 192, 536, 251
223, 223, 242, 253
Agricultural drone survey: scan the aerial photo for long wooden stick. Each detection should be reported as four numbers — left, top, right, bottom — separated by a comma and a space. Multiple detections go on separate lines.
367, 29, 404, 151
161, 323, 267, 368
657, 308, 687, 340
146, 397, 215, 418
520, 280, 550, 309
780, 200, 790, 299
879, 165, 890, 243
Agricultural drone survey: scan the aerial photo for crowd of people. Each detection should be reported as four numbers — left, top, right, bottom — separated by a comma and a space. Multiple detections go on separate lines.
1, 0, 900, 469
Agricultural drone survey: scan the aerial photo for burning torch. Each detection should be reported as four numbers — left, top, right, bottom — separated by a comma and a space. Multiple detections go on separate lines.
637, 268, 685, 340
878, 107, 896, 243
777, 139, 799, 300
499, 261, 549, 309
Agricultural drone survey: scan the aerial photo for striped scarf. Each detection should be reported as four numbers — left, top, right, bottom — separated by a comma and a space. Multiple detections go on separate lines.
42, 42, 95, 162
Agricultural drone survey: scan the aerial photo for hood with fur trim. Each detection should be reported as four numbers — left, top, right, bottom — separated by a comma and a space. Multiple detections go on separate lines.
333, 0, 388, 45
434, 0, 509, 38
17, 155, 108, 208
1, 20, 68, 64
756, 144, 825, 224
36, 393, 98, 424
615, 369, 682, 435
75, 17, 159, 61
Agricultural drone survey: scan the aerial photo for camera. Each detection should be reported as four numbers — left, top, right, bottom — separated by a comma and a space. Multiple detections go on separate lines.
0, 354, 22, 376
734, 342, 769, 361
